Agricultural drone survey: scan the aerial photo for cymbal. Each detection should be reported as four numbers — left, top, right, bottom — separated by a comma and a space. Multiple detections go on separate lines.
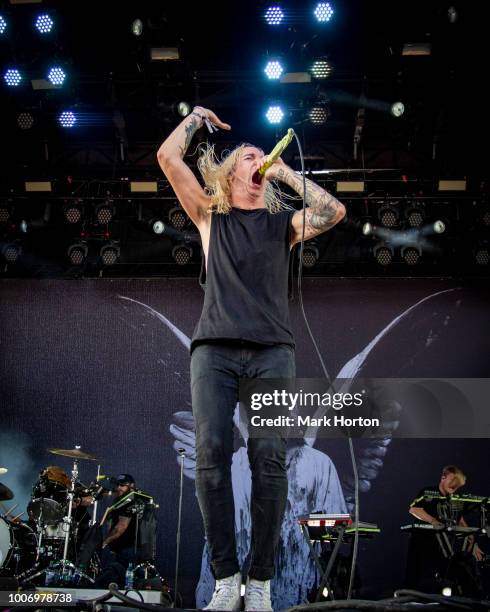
0, 482, 14, 501
48, 447, 98, 461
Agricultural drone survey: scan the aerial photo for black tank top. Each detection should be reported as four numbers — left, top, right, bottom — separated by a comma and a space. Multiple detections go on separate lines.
191, 207, 296, 352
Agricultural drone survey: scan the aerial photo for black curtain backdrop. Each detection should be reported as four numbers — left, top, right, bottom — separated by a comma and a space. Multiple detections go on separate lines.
0, 277, 489, 604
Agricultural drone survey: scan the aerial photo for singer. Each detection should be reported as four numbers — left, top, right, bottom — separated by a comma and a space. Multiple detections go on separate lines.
157, 107, 345, 611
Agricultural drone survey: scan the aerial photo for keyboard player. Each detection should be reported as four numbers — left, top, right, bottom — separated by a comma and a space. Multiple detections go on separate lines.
405, 465, 483, 593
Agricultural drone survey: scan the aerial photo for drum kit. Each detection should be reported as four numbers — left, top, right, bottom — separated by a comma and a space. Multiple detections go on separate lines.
0, 446, 109, 586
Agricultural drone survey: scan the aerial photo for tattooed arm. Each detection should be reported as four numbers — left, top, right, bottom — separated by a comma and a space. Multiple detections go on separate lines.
268, 161, 346, 245
157, 107, 230, 228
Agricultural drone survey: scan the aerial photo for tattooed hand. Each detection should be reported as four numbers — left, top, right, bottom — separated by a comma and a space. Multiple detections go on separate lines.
192, 107, 231, 131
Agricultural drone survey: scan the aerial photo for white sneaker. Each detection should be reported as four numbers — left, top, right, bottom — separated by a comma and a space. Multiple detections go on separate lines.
204, 571, 242, 611
244, 578, 273, 611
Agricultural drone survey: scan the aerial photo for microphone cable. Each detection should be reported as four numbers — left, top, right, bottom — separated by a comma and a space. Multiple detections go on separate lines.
290, 129, 360, 600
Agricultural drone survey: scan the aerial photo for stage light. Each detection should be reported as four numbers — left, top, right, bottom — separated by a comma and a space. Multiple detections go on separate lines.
131, 18, 143, 36
374, 243, 394, 266
401, 245, 421, 266
309, 107, 328, 125
265, 105, 284, 124
1, 243, 21, 264
63, 203, 83, 224
442, 587, 452, 597
447, 6, 458, 24
35, 13, 53, 34
264, 60, 283, 80
322, 587, 329, 598
0, 205, 11, 224
100, 243, 120, 266
433, 220, 446, 234
47, 67, 65, 86
362, 222, 373, 236
169, 206, 188, 231
67, 242, 88, 266
482, 211, 490, 227
378, 204, 398, 228
172, 244, 192, 265
301, 245, 319, 268
177, 101, 191, 117
310, 60, 332, 79
4, 68, 22, 87
314, 2, 334, 22
475, 247, 489, 266
264, 6, 284, 25
390, 102, 405, 117
59, 111, 76, 128
0, 15, 7, 34
406, 206, 424, 228
151, 219, 165, 234
17, 112, 34, 130
95, 202, 115, 225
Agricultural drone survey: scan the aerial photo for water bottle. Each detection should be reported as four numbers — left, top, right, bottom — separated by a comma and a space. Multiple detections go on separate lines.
45, 564, 55, 586
125, 562, 134, 590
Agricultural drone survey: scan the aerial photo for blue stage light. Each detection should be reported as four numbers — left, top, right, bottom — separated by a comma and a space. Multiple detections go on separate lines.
48, 67, 66, 85
264, 60, 283, 80
59, 111, 76, 128
35, 14, 54, 34
265, 105, 284, 124
314, 2, 334, 22
264, 6, 284, 25
4, 69, 22, 87
0, 15, 7, 34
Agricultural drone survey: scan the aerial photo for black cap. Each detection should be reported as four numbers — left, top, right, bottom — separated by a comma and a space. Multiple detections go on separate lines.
116, 473, 135, 485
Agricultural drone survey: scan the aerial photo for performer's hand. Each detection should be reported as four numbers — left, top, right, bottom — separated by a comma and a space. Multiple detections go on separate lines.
261, 157, 289, 182
192, 106, 231, 130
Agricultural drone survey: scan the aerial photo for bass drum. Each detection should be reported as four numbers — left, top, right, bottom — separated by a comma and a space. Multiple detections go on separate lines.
0, 517, 37, 576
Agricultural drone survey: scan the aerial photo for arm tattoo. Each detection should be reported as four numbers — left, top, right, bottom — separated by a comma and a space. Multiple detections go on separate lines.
276, 167, 344, 232
179, 116, 200, 158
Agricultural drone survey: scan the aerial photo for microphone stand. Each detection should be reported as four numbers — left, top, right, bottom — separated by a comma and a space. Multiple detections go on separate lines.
173, 449, 186, 607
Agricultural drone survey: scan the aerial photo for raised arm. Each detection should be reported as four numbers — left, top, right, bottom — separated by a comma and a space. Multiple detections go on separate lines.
156, 107, 231, 229
266, 161, 346, 245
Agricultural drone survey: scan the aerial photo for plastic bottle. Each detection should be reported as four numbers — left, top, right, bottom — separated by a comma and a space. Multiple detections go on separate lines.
45, 564, 55, 586
125, 562, 134, 590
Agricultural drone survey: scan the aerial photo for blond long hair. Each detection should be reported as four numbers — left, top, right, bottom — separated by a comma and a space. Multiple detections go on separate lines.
196, 143, 292, 214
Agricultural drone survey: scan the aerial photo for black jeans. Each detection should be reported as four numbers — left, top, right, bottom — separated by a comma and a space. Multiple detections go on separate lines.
191, 342, 295, 581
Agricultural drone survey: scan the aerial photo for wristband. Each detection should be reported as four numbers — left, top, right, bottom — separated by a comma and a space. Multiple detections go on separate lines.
191, 111, 218, 134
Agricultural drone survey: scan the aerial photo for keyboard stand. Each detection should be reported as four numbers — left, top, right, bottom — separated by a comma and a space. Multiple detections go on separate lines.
300, 523, 346, 601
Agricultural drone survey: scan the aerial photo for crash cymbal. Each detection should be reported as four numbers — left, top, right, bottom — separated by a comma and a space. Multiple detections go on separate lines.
48, 447, 98, 461
0, 482, 14, 501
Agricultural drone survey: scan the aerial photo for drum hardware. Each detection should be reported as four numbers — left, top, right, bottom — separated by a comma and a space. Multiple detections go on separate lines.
90, 464, 102, 527
1, 502, 19, 518
18, 446, 101, 585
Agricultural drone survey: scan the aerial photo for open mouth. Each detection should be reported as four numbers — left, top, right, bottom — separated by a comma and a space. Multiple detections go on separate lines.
251, 170, 263, 186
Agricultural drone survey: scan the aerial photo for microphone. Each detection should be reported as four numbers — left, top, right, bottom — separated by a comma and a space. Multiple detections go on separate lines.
257, 128, 295, 177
